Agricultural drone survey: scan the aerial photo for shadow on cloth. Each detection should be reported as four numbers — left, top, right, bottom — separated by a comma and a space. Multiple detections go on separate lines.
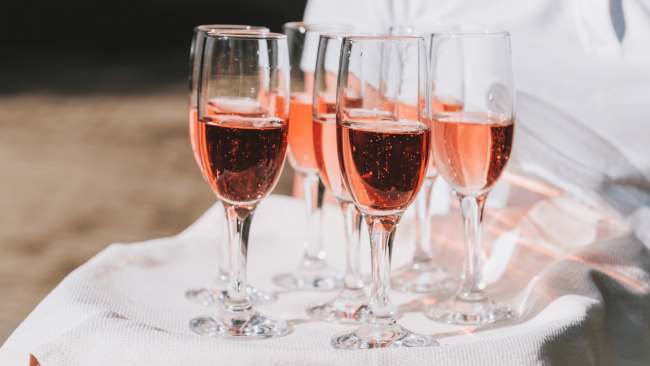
394, 180, 650, 362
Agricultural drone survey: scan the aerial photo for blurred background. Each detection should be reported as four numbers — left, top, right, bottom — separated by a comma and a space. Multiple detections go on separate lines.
0, 0, 307, 344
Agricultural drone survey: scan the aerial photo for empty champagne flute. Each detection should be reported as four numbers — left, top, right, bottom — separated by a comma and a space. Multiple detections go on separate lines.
425, 31, 517, 325
307, 33, 385, 323
189, 31, 290, 339
331, 35, 433, 349
389, 24, 458, 293
185, 25, 276, 307
273, 22, 353, 291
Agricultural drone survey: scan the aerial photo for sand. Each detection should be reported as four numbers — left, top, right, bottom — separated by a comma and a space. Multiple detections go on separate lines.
0, 90, 295, 344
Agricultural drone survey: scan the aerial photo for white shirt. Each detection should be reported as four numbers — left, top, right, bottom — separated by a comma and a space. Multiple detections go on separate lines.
304, 0, 650, 231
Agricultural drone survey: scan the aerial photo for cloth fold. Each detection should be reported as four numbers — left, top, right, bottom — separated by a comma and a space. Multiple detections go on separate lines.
2, 189, 649, 365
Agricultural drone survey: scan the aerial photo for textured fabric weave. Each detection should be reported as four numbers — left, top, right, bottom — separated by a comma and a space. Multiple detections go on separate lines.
1, 189, 649, 365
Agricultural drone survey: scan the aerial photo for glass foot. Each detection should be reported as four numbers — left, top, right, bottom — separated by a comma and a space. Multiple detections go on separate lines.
190, 309, 288, 340
185, 288, 219, 306
391, 261, 458, 293
425, 296, 517, 325
273, 269, 343, 291
185, 286, 277, 306
331, 322, 435, 349
306, 288, 368, 323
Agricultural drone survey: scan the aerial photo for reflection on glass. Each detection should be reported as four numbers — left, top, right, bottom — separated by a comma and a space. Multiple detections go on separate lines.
185, 24, 276, 307
425, 31, 518, 325
189, 32, 290, 339
272, 22, 354, 291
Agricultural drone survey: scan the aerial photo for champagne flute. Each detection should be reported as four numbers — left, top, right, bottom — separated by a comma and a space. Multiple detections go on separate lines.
425, 31, 517, 325
185, 25, 276, 307
307, 32, 385, 323
189, 31, 290, 339
273, 22, 353, 291
389, 24, 459, 293
331, 36, 433, 349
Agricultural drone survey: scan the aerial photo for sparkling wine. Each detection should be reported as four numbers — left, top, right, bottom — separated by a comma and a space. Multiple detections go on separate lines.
288, 93, 318, 171
313, 95, 350, 200
396, 101, 438, 178
432, 112, 513, 196
199, 116, 288, 204
313, 116, 351, 201
343, 93, 363, 109
426, 97, 464, 178
425, 135, 438, 177
337, 119, 430, 213
316, 95, 336, 115
188, 107, 207, 180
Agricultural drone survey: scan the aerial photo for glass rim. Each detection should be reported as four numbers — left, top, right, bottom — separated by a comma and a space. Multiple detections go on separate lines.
206, 31, 286, 40
320, 32, 390, 40
431, 30, 510, 37
283, 22, 354, 32
196, 24, 269, 32
343, 35, 425, 43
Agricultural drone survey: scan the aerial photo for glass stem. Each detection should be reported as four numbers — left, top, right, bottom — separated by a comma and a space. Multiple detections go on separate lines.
457, 192, 488, 301
218, 199, 230, 280
340, 201, 363, 290
365, 214, 401, 325
412, 178, 435, 264
301, 171, 326, 268
222, 202, 256, 311
208, 199, 229, 294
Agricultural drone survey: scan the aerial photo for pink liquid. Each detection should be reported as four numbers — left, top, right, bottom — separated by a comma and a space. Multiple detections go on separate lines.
199, 116, 288, 204
188, 107, 207, 180
338, 118, 430, 214
432, 112, 513, 196
288, 93, 317, 171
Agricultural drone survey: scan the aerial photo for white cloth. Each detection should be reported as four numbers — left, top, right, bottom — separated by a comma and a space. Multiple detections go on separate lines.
2, 187, 650, 365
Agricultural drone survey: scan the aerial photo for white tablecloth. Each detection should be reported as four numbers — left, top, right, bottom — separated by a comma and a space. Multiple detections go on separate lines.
2, 183, 650, 365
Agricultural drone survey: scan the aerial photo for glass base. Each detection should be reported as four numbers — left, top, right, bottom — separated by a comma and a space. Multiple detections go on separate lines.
331, 322, 435, 349
185, 286, 277, 306
306, 288, 368, 324
190, 309, 288, 340
391, 260, 458, 293
273, 268, 343, 291
425, 296, 517, 325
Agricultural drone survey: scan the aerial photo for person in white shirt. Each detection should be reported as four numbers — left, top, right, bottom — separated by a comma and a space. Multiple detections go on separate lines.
303, 0, 650, 242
